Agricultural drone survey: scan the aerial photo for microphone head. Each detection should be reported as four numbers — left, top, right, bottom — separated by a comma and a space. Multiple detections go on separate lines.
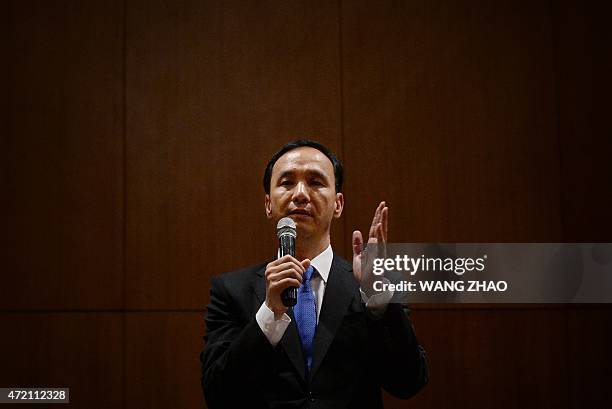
277, 217, 297, 239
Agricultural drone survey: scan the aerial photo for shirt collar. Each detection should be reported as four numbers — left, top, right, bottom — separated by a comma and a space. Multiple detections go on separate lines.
310, 244, 333, 284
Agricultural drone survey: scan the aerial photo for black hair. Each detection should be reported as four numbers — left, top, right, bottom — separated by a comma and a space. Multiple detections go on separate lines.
263, 139, 343, 194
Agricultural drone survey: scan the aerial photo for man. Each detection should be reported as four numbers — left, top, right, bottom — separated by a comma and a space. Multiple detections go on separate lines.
201, 140, 428, 409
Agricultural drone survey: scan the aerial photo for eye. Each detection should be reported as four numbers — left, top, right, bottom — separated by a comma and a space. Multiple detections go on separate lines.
280, 180, 293, 186
311, 180, 324, 186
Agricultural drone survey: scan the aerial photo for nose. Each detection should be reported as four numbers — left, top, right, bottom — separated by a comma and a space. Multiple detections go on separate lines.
292, 181, 310, 205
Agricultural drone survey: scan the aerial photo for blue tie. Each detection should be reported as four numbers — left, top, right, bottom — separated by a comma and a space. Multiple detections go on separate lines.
294, 265, 317, 371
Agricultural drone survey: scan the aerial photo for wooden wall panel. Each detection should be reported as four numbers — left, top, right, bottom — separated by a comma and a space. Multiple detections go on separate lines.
0, 313, 123, 408
556, 1, 612, 241
4, 1, 611, 409
339, 2, 610, 409
125, 0, 343, 309
554, 4, 612, 403
555, 4, 612, 402
340, 0, 562, 252
125, 312, 204, 409
400, 309, 569, 409
3, 0, 124, 309
567, 309, 612, 407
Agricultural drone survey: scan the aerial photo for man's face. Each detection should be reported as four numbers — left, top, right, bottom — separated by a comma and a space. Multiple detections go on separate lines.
265, 147, 344, 241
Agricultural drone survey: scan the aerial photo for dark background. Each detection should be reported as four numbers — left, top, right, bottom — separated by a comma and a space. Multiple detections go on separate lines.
3, 0, 612, 408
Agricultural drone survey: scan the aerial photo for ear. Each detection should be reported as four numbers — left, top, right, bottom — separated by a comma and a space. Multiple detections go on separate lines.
333, 192, 344, 219
265, 194, 273, 219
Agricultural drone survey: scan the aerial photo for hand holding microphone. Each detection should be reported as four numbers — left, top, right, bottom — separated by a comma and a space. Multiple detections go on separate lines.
264, 217, 310, 317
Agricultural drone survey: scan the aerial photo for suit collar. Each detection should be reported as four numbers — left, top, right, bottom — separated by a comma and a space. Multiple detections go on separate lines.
309, 244, 333, 284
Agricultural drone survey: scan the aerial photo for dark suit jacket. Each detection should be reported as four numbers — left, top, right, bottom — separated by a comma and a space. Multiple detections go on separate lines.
200, 254, 428, 409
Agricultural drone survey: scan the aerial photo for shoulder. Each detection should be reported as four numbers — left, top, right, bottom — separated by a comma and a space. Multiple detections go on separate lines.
332, 254, 352, 272
208, 262, 268, 310
330, 254, 360, 289
214, 261, 268, 287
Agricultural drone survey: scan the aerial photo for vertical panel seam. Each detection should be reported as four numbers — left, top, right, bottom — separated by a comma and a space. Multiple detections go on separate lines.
549, 1, 573, 406
121, 0, 128, 408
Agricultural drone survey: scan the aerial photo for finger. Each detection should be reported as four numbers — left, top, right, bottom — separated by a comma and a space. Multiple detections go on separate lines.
369, 210, 380, 238
278, 254, 305, 268
373, 201, 383, 227
270, 278, 302, 291
381, 206, 388, 242
378, 200, 385, 218
368, 223, 381, 244
376, 223, 387, 258
377, 223, 384, 243
268, 265, 303, 278
369, 220, 377, 239
368, 203, 381, 238
267, 261, 305, 276
269, 261, 304, 275
270, 254, 292, 267
352, 230, 363, 255
301, 259, 311, 270
369, 210, 377, 237
373, 202, 380, 223
283, 257, 306, 272
376, 201, 385, 224
268, 268, 303, 283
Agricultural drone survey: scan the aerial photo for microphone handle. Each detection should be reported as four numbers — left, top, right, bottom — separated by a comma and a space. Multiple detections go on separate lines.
279, 234, 297, 307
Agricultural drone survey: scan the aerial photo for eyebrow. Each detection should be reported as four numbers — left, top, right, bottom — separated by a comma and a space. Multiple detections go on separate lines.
277, 169, 331, 182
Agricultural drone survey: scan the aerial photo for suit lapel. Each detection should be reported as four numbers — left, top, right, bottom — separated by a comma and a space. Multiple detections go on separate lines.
253, 266, 266, 305
253, 265, 307, 382
281, 309, 307, 381
309, 255, 357, 379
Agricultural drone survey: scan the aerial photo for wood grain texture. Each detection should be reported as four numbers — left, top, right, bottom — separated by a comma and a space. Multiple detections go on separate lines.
3, 1, 612, 409
125, 0, 343, 309
555, 0, 612, 242
3, 0, 124, 309
402, 309, 570, 409
566, 309, 612, 408
340, 0, 563, 253
125, 312, 204, 409
0, 313, 123, 408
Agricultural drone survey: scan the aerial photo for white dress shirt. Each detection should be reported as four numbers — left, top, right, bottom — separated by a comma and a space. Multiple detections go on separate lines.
255, 245, 393, 346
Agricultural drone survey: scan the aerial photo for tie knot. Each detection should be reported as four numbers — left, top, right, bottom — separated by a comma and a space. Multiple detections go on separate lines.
304, 265, 315, 282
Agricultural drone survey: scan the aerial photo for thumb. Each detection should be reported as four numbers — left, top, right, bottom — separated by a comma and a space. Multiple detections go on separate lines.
301, 259, 311, 270
352, 230, 363, 256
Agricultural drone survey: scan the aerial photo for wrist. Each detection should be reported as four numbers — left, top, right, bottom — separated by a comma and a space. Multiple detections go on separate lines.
360, 277, 381, 298
265, 299, 287, 320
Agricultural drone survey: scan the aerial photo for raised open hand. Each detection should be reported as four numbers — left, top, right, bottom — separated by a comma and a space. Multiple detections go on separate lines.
352, 201, 388, 287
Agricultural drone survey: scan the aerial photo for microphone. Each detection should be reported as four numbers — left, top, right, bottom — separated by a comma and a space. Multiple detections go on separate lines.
277, 217, 297, 307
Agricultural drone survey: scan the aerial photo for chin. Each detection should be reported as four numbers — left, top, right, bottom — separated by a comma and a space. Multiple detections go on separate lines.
295, 223, 315, 237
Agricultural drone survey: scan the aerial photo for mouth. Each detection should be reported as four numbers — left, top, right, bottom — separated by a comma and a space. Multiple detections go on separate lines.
288, 209, 313, 218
